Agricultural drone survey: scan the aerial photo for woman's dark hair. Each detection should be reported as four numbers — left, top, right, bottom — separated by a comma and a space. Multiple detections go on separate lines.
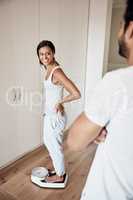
124, 0, 133, 31
37, 40, 55, 65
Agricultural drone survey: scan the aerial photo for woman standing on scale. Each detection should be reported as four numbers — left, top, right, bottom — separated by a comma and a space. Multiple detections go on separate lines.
37, 40, 81, 184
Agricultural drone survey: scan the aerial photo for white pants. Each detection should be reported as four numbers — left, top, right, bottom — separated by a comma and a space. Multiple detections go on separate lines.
43, 112, 67, 176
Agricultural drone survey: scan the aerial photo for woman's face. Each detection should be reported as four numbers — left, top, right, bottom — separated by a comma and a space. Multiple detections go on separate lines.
38, 46, 55, 66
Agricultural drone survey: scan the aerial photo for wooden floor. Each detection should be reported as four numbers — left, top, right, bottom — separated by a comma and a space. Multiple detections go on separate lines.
0, 141, 97, 200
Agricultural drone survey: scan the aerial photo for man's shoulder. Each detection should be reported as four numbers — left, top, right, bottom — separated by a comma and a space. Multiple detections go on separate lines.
104, 68, 125, 79
98, 68, 126, 94
102, 68, 126, 85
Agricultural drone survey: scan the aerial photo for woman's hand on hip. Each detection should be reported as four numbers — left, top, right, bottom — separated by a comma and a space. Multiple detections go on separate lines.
55, 103, 64, 115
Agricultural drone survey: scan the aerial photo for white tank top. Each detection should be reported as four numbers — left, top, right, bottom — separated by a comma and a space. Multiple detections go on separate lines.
43, 66, 63, 114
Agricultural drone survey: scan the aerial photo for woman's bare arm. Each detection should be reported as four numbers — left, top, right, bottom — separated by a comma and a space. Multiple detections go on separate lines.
53, 68, 81, 104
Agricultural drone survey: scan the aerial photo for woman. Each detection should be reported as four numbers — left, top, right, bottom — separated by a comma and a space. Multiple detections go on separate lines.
37, 40, 81, 183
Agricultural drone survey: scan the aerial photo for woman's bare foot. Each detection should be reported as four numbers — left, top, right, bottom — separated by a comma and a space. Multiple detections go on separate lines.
45, 174, 64, 183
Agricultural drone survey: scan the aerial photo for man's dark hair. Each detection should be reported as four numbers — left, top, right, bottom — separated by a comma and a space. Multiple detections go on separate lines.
124, 0, 133, 31
37, 40, 55, 65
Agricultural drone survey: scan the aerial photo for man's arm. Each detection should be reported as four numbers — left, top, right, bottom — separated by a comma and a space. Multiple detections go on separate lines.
67, 112, 103, 151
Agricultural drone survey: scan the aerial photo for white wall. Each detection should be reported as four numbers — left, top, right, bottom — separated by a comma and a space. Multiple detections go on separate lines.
85, 0, 113, 106
0, 0, 89, 167
0, 0, 42, 168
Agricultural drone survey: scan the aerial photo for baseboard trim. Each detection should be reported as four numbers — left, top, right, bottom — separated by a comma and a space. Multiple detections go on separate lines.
0, 144, 42, 171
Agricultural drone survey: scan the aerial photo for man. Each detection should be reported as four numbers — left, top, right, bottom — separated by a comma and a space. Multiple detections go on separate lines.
67, 0, 133, 199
